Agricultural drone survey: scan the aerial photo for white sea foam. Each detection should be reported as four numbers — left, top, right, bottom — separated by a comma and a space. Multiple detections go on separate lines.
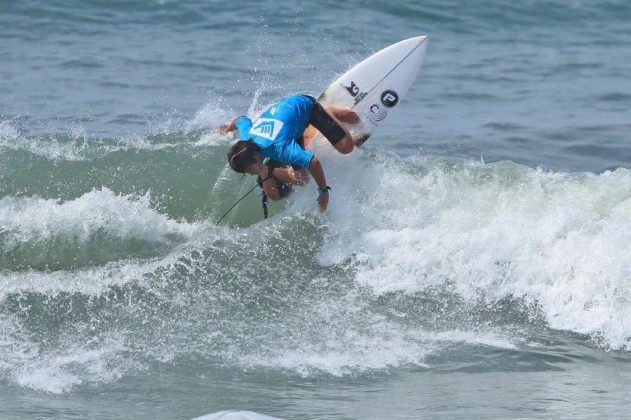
0, 101, 258, 161
0, 187, 198, 253
1, 148, 629, 395
243, 328, 517, 377
188, 103, 233, 132
1, 257, 159, 298
0, 313, 135, 394
0, 118, 211, 161
240, 315, 429, 376
420, 329, 518, 350
0, 120, 20, 144
0, 121, 171, 160
241, 309, 516, 377
313, 153, 631, 350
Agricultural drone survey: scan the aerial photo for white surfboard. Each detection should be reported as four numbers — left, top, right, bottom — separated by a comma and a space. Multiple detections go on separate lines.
314, 35, 428, 146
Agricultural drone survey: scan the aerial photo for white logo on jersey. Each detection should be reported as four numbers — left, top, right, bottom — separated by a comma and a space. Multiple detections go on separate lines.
250, 118, 284, 141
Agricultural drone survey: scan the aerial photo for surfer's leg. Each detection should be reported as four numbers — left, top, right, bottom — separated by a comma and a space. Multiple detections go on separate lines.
325, 106, 359, 124
308, 102, 354, 154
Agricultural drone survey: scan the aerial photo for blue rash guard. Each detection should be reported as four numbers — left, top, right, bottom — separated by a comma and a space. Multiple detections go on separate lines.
235, 94, 315, 168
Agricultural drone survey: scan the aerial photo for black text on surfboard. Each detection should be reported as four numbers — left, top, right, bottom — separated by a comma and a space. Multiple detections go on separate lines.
342, 81, 368, 105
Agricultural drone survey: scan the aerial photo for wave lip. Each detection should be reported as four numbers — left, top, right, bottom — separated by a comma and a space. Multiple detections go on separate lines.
0, 187, 198, 270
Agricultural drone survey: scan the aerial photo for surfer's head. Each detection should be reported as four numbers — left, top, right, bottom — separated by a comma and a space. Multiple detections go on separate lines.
227, 140, 263, 175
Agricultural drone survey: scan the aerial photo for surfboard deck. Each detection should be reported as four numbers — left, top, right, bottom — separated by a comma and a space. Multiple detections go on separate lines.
305, 35, 428, 148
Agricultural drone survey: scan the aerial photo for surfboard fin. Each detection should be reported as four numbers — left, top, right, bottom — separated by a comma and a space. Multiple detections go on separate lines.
353, 133, 370, 146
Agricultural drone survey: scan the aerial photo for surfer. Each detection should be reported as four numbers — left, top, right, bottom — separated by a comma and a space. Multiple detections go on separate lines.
221, 94, 358, 212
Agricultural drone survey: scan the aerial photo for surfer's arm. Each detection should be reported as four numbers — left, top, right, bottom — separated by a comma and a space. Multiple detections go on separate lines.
219, 116, 250, 135
272, 166, 309, 185
308, 157, 329, 212
219, 117, 238, 134
258, 167, 281, 201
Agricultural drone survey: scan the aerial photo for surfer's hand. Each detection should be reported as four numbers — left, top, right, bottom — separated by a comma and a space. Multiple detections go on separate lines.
317, 193, 329, 212
219, 117, 240, 135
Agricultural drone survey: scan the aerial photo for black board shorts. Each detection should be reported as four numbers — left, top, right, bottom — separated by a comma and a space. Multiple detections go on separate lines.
304, 95, 347, 146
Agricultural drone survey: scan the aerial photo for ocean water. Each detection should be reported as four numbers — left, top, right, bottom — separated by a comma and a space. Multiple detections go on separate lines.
1, 0, 630, 418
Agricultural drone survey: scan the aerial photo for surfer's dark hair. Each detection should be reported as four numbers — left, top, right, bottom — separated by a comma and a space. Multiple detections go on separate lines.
227, 140, 261, 173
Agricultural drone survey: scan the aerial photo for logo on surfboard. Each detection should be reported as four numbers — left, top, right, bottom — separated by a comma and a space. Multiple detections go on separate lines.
342, 80, 368, 105
380, 90, 399, 108
367, 103, 387, 126
344, 81, 359, 96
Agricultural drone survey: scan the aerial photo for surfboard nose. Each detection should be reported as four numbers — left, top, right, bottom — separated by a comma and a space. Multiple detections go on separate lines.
415, 36, 428, 54
401, 35, 428, 45
389, 36, 428, 56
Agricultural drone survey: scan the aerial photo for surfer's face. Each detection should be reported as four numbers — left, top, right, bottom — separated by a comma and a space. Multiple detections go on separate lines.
244, 154, 263, 175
